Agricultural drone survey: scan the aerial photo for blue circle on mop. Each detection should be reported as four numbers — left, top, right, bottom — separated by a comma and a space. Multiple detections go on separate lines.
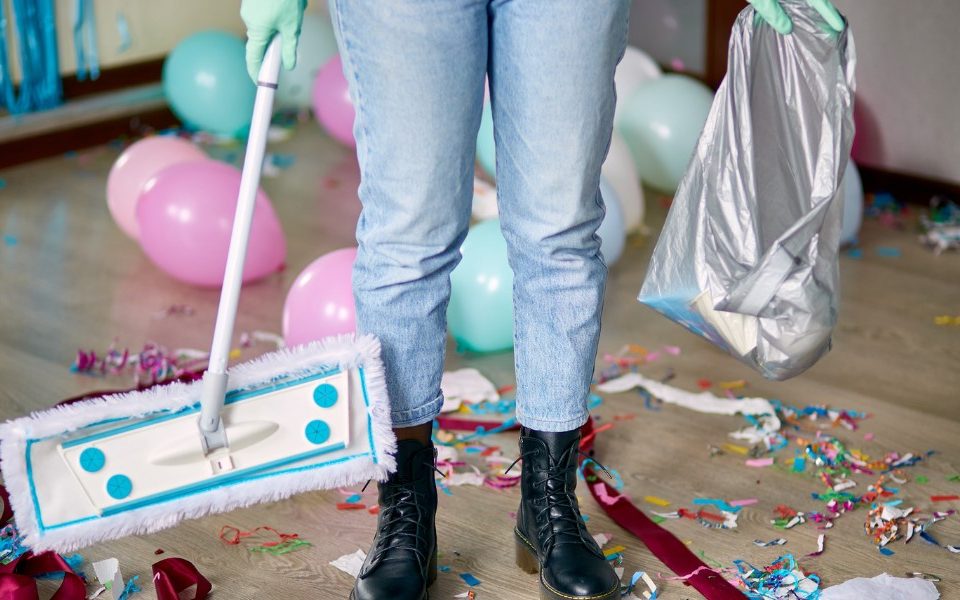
304, 420, 331, 445
313, 383, 338, 408
106, 475, 133, 500
79, 448, 105, 473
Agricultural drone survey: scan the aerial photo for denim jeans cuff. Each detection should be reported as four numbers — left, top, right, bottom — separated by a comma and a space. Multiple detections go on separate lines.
515, 411, 589, 433
391, 392, 445, 428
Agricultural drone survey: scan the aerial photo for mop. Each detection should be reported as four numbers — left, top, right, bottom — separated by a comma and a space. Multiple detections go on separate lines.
0, 38, 396, 552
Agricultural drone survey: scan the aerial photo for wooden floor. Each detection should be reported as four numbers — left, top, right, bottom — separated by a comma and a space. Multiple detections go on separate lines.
1, 123, 958, 599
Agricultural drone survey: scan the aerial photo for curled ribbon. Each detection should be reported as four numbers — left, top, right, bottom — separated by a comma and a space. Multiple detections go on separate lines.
153, 557, 211, 600
0, 551, 86, 600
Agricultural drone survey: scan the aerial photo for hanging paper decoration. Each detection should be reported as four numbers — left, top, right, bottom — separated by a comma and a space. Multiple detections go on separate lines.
0, 0, 62, 113
73, 0, 99, 81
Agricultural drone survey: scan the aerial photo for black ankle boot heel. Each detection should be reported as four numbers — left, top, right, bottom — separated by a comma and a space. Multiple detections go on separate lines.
351, 439, 439, 600
513, 427, 620, 600
514, 531, 540, 574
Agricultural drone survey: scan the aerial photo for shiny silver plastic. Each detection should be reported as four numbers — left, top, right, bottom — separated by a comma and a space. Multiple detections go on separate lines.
638, 1, 856, 380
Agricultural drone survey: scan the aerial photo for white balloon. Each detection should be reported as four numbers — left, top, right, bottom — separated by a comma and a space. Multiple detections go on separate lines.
602, 131, 645, 233
838, 160, 863, 246
614, 46, 662, 124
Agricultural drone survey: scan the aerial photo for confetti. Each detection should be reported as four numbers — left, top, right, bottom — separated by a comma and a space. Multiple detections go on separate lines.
753, 538, 787, 547
875, 246, 902, 258
459, 572, 481, 586
930, 495, 959, 502
330, 550, 366, 578
643, 495, 670, 507
746, 457, 774, 468
734, 554, 820, 599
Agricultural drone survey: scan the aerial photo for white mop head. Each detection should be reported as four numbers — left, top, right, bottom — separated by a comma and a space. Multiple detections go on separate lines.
0, 333, 397, 552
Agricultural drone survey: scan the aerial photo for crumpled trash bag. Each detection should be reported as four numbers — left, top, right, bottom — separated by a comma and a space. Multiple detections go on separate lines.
638, 0, 856, 380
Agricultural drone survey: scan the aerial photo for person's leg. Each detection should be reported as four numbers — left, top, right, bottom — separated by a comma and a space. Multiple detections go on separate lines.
329, 1, 487, 598
489, 0, 627, 430
488, 2, 628, 599
333, 0, 487, 439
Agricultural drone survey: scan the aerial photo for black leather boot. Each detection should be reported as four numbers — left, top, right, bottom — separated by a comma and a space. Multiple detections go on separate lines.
514, 427, 620, 600
351, 439, 438, 600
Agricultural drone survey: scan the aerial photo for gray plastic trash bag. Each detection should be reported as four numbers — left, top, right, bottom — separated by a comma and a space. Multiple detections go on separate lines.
638, 1, 856, 380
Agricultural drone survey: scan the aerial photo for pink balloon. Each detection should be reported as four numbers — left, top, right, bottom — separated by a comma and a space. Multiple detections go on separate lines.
106, 136, 206, 239
136, 159, 286, 287
312, 55, 356, 148
283, 247, 357, 346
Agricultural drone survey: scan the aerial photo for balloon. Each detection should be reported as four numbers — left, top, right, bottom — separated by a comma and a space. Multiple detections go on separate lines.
106, 136, 206, 239
136, 160, 286, 287
475, 102, 496, 179
283, 248, 357, 346
601, 131, 645, 233
312, 55, 356, 147
162, 31, 255, 138
838, 160, 863, 247
597, 178, 627, 265
448, 220, 514, 353
614, 46, 662, 122
616, 74, 713, 193
276, 12, 339, 109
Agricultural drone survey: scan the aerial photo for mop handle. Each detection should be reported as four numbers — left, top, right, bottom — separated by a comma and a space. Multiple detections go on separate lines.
198, 37, 282, 446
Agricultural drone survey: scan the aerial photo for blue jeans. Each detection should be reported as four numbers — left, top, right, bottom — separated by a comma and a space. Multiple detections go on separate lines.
331, 0, 629, 432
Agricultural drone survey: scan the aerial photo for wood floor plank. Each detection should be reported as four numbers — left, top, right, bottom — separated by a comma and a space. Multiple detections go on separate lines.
1, 125, 958, 598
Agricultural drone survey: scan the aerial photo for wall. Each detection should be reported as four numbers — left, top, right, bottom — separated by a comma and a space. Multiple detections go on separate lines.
56, 1, 244, 74
831, 0, 960, 185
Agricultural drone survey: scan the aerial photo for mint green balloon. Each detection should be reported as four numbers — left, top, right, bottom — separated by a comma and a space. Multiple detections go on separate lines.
616, 74, 713, 193
475, 102, 496, 180
448, 219, 514, 353
163, 31, 255, 138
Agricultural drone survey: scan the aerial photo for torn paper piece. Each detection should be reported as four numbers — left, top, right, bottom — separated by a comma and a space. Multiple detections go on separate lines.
596, 373, 778, 427
92, 558, 125, 600
441, 368, 500, 413
821, 573, 939, 600
330, 550, 367, 579
592, 533, 612, 548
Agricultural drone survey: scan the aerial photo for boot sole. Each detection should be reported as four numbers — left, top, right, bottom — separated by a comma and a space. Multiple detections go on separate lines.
515, 530, 620, 600
348, 551, 437, 600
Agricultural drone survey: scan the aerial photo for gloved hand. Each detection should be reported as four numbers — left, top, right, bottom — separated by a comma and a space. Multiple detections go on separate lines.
748, 0, 844, 35
240, 0, 307, 82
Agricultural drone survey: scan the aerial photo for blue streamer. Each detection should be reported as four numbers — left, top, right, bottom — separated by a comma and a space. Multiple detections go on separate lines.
0, 0, 61, 114
73, 0, 99, 81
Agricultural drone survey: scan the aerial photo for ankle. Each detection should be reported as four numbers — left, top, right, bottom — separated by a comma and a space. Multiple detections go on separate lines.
394, 422, 432, 445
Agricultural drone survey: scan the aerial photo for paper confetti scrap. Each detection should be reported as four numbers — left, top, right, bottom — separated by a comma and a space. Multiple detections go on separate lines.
330, 549, 366, 578
753, 538, 787, 547
745, 457, 774, 468
643, 495, 670, 507
459, 572, 481, 586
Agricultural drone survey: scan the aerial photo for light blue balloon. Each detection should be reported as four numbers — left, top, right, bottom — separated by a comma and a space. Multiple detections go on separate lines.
476, 103, 496, 179
597, 178, 626, 265
277, 13, 339, 109
839, 160, 863, 246
616, 74, 713, 193
163, 31, 255, 138
448, 219, 514, 353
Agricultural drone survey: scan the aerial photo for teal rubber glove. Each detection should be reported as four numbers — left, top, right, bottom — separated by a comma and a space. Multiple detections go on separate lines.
748, 0, 845, 35
240, 0, 307, 82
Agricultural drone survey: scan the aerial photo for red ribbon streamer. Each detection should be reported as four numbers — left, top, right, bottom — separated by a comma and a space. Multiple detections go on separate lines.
0, 552, 86, 600
435, 414, 745, 600
153, 557, 211, 600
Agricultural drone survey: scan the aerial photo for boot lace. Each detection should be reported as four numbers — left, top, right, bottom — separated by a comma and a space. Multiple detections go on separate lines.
506, 448, 613, 553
